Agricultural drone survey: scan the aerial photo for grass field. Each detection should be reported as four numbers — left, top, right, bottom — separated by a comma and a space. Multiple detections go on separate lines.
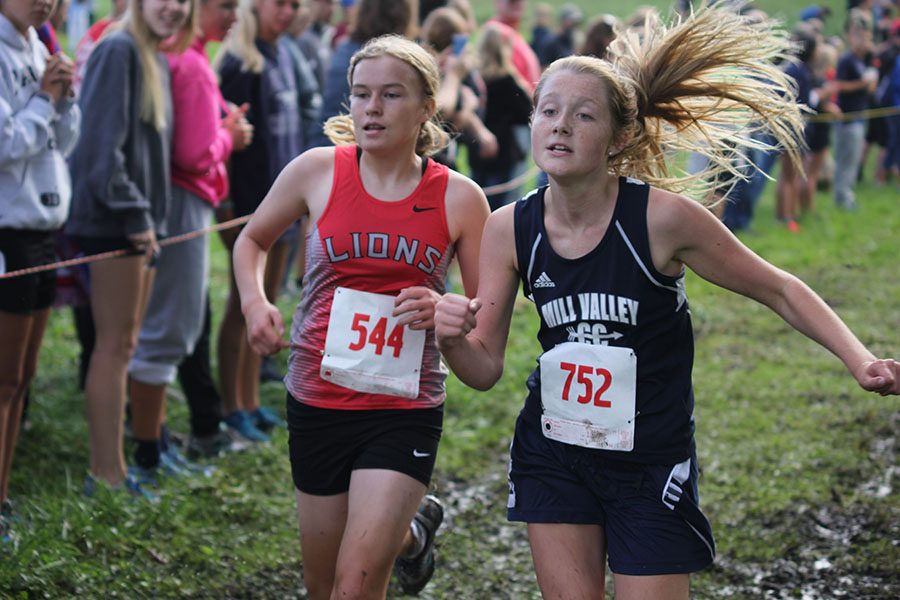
3, 0, 897, 598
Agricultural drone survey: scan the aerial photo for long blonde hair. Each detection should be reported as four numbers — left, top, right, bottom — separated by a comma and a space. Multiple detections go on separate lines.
217, 0, 264, 73
112, 0, 197, 130
477, 22, 515, 81
323, 35, 450, 157
535, 6, 807, 201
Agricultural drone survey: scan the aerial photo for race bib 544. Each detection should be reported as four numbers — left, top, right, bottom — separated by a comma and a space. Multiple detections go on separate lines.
321, 287, 426, 398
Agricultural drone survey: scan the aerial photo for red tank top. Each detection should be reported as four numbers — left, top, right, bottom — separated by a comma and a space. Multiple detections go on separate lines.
285, 145, 454, 410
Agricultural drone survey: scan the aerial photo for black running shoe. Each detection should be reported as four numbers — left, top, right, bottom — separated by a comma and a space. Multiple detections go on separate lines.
395, 494, 444, 595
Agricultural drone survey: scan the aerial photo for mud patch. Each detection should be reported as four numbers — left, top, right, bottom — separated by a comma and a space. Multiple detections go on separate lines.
709, 502, 899, 599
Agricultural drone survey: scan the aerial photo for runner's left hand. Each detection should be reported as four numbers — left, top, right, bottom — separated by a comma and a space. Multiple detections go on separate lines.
393, 287, 442, 330
856, 359, 900, 396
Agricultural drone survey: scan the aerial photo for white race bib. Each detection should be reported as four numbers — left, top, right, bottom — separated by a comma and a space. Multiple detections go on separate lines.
321, 287, 426, 398
539, 342, 637, 451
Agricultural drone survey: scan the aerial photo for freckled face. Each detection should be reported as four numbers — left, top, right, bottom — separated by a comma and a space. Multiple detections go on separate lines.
349, 55, 432, 154
531, 70, 618, 180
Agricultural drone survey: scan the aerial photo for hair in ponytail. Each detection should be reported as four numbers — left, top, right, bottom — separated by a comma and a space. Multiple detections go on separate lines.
323, 35, 450, 156
534, 6, 807, 201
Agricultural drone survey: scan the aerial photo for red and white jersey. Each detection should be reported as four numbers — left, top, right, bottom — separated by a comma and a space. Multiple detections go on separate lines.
286, 145, 455, 410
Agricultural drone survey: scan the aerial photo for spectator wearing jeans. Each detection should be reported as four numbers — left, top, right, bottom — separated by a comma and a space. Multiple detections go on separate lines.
832, 9, 877, 210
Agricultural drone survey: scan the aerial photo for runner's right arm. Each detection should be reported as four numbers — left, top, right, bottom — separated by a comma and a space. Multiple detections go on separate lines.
233, 146, 333, 355
435, 205, 519, 390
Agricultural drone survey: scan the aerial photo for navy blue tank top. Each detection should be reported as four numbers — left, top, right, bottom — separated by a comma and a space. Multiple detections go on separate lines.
514, 178, 695, 464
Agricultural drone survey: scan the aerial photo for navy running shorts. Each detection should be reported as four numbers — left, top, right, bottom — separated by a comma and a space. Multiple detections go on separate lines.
286, 393, 443, 495
507, 407, 716, 576
0, 229, 58, 314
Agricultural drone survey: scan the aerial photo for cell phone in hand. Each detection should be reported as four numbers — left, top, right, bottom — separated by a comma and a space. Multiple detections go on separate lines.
452, 33, 468, 56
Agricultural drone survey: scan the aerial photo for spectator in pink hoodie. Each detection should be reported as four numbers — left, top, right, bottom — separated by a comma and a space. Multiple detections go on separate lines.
124, 0, 254, 479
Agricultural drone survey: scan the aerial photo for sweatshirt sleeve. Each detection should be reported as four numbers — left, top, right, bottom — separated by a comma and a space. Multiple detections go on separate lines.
54, 96, 81, 157
77, 36, 152, 235
0, 82, 55, 166
170, 55, 233, 174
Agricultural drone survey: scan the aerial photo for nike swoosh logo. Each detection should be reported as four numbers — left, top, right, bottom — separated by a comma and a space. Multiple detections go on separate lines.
412, 449, 431, 458
412, 205, 435, 212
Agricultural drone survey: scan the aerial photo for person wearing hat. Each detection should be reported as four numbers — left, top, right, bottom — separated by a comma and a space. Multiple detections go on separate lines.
536, 3, 582, 69
800, 5, 831, 23
800, 5, 831, 36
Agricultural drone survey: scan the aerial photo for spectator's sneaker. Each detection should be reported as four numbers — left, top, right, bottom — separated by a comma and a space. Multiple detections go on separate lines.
835, 194, 858, 212
394, 495, 444, 595
83, 472, 159, 504
224, 410, 270, 443
259, 356, 284, 383
160, 447, 216, 478
0, 500, 13, 543
186, 425, 251, 459
1, 499, 14, 520
0, 514, 11, 544
252, 406, 286, 432
161, 424, 188, 451
127, 464, 163, 485
122, 472, 160, 503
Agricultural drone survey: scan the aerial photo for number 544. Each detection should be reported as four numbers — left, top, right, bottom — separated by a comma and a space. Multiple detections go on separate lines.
349, 313, 404, 358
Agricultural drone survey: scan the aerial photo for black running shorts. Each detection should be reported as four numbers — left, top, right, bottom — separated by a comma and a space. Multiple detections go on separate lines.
286, 393, 443, 495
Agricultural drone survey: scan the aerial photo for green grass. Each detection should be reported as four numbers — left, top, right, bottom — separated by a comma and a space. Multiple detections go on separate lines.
11, 0, 896, 597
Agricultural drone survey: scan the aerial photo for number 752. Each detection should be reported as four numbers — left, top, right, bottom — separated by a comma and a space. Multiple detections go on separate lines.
559, 362, 612, 407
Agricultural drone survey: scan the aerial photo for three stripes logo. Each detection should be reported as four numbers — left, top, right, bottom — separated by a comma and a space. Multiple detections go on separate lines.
533, 272, 555, 288
662, 478, 683, 510
662, 459, 691, 510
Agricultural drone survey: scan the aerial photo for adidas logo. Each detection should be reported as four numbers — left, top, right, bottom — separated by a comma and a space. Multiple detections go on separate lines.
533, 272, 555, 288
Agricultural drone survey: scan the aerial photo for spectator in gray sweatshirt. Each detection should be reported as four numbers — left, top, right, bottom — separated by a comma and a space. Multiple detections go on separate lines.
65, 0, 195, 499
0, 0, 79, 538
